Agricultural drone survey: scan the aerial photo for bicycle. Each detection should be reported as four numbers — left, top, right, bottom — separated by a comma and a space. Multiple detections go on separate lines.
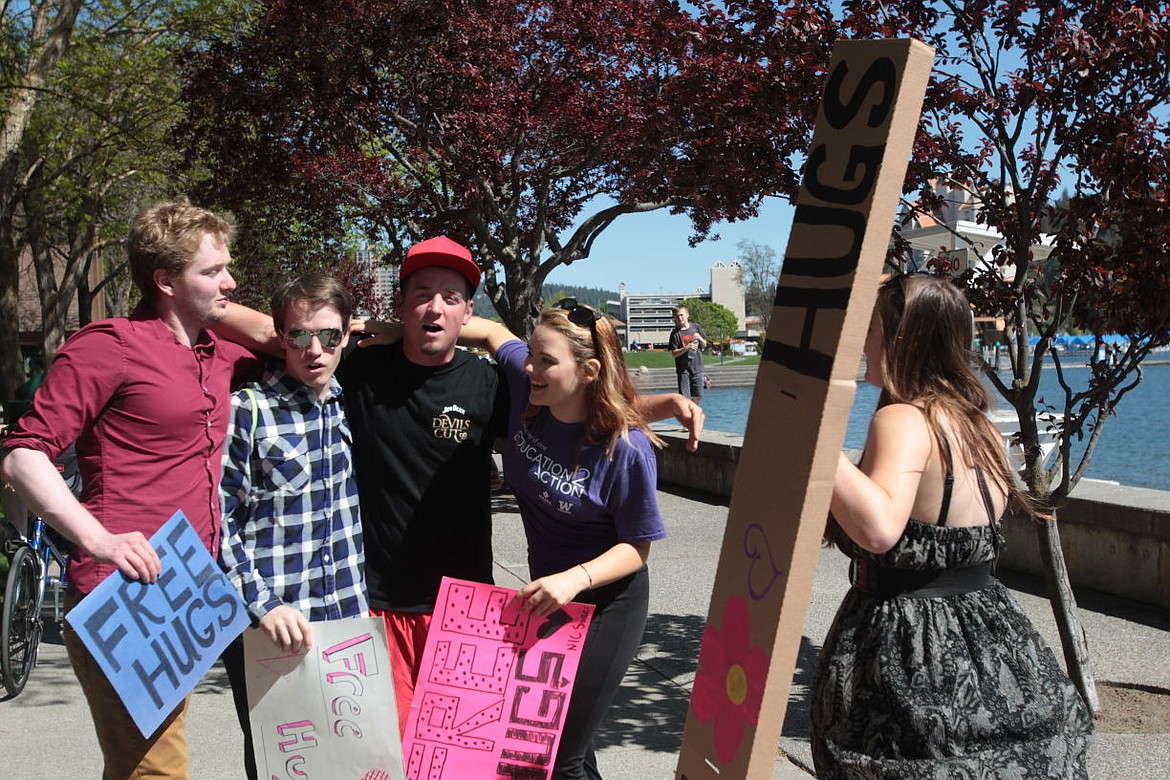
1, 514, 69, 697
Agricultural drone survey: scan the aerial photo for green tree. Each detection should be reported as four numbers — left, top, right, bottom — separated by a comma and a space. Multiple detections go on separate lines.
680, 298, 737, 347
1, 0, 85, 400
0, 0, 258, 399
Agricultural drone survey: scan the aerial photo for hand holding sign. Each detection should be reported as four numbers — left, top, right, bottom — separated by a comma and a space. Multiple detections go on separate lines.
65, 510, 250, 737
259, 604, 315, 653
515, 568, 592, 618
84, 526, 162, 583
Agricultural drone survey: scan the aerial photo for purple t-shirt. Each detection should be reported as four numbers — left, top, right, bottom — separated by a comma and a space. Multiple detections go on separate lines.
497, 340, 666, 579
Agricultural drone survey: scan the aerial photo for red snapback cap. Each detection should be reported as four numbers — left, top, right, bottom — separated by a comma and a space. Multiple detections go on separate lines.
401, 236, 481, 290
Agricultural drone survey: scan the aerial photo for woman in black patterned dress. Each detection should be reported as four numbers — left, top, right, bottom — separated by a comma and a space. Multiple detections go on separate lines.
811, 273, 1093, 778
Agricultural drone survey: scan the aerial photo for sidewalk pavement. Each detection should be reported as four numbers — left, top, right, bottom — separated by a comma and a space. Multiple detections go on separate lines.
2, 486, 1167, 778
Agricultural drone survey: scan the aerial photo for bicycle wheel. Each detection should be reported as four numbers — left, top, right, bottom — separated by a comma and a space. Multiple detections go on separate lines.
1, 544, 43, 697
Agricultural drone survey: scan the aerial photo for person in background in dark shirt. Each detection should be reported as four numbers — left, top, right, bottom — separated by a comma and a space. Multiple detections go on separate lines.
669, 305, 708, 403
0, 198, 259, 779
218, 272, 366, 780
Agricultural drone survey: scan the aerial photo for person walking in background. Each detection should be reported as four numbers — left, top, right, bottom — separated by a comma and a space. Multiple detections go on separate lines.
0, 199, 259, 778
219, 272, 367, 780
457, 300, 670, 779
669, 305, 707, 403
812, 273, 1092, 778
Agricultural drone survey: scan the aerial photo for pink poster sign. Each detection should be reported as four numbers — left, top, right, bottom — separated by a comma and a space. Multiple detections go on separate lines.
403, 577, 594, 779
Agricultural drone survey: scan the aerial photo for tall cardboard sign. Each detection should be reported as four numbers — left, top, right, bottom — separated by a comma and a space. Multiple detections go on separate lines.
675, 39, 934, 778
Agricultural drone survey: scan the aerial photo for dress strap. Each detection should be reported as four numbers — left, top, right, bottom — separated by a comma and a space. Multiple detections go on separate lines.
936, 432, 955, 527
975, 465, 1002, 562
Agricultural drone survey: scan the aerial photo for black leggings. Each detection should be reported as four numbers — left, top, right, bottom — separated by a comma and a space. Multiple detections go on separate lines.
221, 636, 259, 780
554, 566, 650, 779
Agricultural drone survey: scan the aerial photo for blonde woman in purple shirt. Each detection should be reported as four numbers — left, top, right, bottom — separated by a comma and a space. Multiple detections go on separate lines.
460, 300, 669, 779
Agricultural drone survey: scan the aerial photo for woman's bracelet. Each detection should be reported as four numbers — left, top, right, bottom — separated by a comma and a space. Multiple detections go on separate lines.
578, 563, 593, 590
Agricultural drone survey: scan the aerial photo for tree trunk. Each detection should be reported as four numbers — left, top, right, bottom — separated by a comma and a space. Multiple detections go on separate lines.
0, 0, 85, 405
494, 261, 544, 339
0, 240, 24, 405
1035, 514, 1100, 713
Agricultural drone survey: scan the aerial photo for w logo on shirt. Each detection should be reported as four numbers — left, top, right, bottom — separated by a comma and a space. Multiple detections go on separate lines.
557, 500, 574, 514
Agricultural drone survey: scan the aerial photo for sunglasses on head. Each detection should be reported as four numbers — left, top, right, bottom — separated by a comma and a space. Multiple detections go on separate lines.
556, 297, 604, 353
283, 327, 344, 350
556, 297, 603, 328
887, 268, 934, 285
885, 268, 936, 294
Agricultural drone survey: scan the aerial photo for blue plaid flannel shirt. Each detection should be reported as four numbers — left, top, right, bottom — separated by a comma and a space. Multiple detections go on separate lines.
220, 369, 368, 623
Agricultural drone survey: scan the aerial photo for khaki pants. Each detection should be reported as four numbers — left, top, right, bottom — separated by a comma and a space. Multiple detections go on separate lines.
63, 593, 191, 779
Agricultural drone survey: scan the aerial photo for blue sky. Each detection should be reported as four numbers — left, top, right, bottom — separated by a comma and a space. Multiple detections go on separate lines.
544, 196, 795, 296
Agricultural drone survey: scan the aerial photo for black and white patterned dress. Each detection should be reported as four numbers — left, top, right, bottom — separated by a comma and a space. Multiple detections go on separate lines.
811, 516, 1093, 779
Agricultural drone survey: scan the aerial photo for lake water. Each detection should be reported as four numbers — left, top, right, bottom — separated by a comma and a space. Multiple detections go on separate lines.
698, 361, 1170, 491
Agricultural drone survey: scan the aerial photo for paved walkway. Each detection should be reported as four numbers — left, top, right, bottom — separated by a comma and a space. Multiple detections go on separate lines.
2, 486, 1167, 778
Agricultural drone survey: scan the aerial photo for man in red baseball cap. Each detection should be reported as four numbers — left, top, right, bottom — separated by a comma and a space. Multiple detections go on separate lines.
343, 235, 506, 733
400, 235, 482, 291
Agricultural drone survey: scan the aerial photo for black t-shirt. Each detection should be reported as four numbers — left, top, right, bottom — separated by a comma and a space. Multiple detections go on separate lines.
669, 323, 706, 374
337, 342, 508, 611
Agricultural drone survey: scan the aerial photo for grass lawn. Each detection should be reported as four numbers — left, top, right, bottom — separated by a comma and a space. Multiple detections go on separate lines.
623, 350, 677, 369
623, 350, 761, 369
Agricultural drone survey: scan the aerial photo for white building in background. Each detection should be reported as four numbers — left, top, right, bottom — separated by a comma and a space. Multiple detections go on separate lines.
897, 181, 1054, 347
614, 261, 746, 348
354, 244, 399, 318
898, 181, 1053, 273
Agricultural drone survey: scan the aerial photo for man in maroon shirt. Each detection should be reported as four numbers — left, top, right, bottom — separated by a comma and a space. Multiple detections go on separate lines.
0, 198, 257, 779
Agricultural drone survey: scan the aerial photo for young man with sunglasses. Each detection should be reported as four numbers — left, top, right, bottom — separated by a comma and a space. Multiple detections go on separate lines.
218, 272, 366, 780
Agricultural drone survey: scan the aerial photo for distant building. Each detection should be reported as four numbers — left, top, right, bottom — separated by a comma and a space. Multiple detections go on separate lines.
614, 261, 746, 348
353, 244, 398, 319
16, 247, 106, 351
897, 180, 1053, 346
898, 181, 1053, 274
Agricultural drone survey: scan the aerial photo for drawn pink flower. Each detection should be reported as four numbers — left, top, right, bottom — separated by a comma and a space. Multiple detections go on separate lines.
690, 595, 769, 763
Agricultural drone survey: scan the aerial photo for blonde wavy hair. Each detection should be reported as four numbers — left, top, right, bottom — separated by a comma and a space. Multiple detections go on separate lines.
128, 197, 237, 303
526, 306, 663, 457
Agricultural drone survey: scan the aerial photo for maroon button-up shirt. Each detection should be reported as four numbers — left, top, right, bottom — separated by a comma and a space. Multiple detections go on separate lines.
3, 303, 258, 594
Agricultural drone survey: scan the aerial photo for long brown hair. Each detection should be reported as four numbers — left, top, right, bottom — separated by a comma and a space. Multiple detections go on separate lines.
875, 273, 1041, 519
528, 307, 663, 457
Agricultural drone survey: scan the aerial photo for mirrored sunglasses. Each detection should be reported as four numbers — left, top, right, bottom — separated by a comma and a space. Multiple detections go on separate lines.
284, 328, 344, 349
